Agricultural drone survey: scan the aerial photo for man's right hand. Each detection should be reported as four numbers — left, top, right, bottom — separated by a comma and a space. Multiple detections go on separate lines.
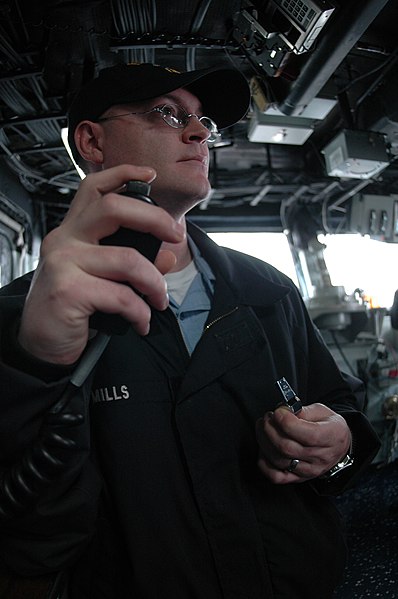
18, 164, 185, 365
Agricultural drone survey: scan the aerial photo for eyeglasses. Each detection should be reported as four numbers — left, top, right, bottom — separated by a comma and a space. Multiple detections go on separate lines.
97, 103, 220, 143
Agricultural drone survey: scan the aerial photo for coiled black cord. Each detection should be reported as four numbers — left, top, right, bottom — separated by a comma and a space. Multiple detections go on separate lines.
0, 332, 110, 521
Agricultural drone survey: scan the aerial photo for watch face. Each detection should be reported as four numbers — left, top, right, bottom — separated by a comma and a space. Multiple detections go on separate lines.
0, 232, 13, 287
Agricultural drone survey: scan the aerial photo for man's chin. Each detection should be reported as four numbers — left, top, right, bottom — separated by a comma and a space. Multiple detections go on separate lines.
152, 184, 211, 217
198, 187, 212, 202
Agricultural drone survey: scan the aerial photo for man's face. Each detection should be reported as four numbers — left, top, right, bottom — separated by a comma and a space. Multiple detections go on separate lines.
97, 87, 212, 218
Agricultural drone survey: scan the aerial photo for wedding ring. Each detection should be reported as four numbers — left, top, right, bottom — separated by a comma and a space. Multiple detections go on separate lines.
286, 458, 300, 473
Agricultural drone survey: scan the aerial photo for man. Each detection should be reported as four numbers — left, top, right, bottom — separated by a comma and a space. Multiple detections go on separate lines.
0, 63, 379, 598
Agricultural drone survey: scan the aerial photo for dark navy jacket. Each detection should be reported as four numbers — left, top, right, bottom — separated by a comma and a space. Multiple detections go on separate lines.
0, 223, 380, 598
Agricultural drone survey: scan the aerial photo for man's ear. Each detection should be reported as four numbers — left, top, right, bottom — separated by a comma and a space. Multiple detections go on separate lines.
74, 121, 104, 165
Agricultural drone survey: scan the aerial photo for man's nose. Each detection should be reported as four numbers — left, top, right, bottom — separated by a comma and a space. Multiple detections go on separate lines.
182, 115, 211, 143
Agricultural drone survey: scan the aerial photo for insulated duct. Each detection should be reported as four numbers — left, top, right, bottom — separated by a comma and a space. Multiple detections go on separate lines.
278, 0, 391, 116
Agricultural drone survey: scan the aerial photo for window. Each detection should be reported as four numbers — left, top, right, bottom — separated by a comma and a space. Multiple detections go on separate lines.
319, 234, 398, 309
209, 231, 398, 309
208, 232, 298, 285
0, 231, 13, 287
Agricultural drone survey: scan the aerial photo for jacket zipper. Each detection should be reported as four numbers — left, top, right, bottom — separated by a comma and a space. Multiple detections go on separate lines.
203, 306, 239, 334
172, 306, 239, 356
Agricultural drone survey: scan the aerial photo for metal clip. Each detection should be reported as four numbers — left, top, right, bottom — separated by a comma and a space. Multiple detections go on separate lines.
276, 377, 303, 414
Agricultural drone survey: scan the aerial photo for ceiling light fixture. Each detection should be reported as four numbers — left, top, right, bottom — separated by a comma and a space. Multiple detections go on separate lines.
271, 129, 287, 143
322, 130, 390, 179
248, 97, 336, 145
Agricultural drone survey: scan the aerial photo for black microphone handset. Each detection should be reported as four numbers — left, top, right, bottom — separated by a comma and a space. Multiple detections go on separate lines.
89, 180, 162, 334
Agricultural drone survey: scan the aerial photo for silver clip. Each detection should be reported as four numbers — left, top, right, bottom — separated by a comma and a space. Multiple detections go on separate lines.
276, 377, 303, 414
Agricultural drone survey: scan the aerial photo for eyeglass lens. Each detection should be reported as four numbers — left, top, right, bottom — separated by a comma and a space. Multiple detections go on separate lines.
160, 105, 219, 141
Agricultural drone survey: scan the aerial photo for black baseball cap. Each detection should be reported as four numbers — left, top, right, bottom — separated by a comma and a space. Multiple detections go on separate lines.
67, 62, 251, 164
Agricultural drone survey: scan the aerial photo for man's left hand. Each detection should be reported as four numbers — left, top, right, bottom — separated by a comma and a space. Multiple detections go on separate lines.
255, 403, 351, 484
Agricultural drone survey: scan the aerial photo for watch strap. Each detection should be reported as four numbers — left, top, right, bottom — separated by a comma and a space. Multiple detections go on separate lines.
320, 453, 355, 479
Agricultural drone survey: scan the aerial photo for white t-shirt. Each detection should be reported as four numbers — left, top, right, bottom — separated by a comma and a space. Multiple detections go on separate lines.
164, 260, 198, 305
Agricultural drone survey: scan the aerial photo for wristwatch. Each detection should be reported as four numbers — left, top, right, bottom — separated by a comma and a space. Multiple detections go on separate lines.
320, 453, 354, 479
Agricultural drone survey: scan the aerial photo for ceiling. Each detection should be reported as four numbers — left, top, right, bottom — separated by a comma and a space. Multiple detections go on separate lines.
0, 0, 397, 245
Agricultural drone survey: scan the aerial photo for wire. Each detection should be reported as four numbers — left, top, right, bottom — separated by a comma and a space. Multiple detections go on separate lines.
330, 331, 357, 376
186, 0, 213, 71
150, 0, 157, 31
339, 46, 398, 95
189, 0, 213, 34
0, 331, 111, 520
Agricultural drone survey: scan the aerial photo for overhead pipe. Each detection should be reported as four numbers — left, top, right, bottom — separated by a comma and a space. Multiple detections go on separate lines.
278, 0, 391, 116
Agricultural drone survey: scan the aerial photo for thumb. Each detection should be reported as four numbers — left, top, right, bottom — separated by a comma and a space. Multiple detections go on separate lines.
296, 403, 336, 422
155, 249, 177, 274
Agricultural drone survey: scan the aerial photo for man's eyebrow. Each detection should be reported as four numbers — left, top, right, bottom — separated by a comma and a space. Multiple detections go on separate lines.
154, 93, 203, 113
